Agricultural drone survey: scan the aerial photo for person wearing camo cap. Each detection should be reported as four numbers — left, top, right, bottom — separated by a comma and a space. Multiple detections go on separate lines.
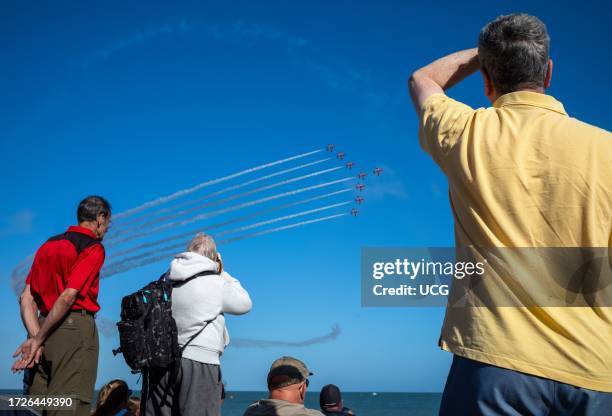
243, 356, 324, 416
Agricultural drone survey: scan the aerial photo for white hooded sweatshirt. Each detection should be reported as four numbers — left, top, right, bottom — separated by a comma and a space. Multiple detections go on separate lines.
167, 252, 252, 365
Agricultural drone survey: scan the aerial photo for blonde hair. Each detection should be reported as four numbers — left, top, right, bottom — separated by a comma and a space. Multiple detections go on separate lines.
187, 233, 217, 261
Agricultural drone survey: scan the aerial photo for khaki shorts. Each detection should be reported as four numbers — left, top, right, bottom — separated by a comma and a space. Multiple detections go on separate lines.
27, 311, 99, 416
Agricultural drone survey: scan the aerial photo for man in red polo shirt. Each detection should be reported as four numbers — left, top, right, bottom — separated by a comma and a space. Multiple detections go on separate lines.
12, 195, 112, 416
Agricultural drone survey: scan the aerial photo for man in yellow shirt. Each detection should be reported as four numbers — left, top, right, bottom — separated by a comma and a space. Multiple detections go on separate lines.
409, 13, 611, 415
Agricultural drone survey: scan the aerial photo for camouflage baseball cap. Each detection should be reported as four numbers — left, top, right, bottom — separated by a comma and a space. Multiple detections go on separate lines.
267, 356, 313, 389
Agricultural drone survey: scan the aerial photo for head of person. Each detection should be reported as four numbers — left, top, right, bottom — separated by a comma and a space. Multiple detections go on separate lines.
320, 384, 343, 412
128, 396, 141, 416
478, 13, 552, 103
187, 232, 223, 273
267, 356, 313, 404
77, 195, 112, 240
187, 233, 218, 260
93, 379, 131, 416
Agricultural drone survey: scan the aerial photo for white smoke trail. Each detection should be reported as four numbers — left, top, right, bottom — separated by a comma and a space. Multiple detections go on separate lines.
103, 213, 347, 277
108, 189, 352, 258
109, 178, 353, 246
216, 202, 350, 236
122, 158, 331, 225
104, 202, 350, 271
109, 166, 343, 238
11, 254, 34, 296
219, 213, 347, 244
97, 316, 119, 338
112, 149, 324, 220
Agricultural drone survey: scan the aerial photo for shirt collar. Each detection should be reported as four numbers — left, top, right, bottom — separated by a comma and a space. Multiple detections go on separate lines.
493, 91, 567, 115
67, 225, 98, 239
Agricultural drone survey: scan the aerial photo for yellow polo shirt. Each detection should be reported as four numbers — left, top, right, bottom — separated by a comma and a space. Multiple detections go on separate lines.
419, 91, 612, 392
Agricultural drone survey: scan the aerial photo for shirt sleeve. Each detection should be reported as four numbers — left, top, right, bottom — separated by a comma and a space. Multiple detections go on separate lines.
65, 244, 105, 294
418, 93, 475, 168
220, 271, 253, 315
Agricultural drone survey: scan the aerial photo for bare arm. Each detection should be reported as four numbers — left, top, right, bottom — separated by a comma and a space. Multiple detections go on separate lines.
12, 288, 78, 371
408, 48, 480, 113
19, 285, 40, 338
34, 288, 78, 343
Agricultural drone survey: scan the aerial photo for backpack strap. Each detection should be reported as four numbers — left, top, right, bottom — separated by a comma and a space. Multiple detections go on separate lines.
171, 270, 217, 287
172, 269, 219, 353
180, 318, 216, 354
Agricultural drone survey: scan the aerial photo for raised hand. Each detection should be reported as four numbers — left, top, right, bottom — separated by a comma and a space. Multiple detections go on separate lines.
216, 252, 224, 274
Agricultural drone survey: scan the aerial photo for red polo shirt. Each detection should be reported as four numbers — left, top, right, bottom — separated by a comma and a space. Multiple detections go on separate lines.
25, 226, 105, 314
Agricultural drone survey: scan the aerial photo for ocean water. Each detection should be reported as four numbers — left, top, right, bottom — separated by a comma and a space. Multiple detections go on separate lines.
1, 390, 441, 415
224, 392, 442, 416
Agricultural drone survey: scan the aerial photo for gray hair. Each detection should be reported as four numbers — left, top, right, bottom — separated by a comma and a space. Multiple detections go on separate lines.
187, 233, 217, 261
77, 195, 111, 223
478, 13, 550, 95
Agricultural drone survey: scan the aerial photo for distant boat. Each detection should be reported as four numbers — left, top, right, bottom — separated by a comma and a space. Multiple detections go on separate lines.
372, 392, 378, 396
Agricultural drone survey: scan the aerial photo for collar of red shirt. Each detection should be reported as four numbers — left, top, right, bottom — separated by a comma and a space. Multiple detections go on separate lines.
67, 225, 99, 240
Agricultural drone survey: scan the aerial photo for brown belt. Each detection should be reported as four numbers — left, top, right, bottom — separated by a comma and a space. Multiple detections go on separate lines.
40, 309, 95, 317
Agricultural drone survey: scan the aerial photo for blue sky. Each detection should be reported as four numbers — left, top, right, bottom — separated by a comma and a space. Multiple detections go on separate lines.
1, 1, 610, 392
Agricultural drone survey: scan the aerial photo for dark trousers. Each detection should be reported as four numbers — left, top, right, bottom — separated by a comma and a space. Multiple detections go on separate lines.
440, 355, 612, 416
144, 358, 222, 416
27, 311, 99, 416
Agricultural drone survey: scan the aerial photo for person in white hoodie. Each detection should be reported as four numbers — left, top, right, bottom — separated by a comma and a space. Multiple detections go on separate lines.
144, 233, 252, 416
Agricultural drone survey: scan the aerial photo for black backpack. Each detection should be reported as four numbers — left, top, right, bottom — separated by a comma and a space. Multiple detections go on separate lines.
113, 272, 214, 373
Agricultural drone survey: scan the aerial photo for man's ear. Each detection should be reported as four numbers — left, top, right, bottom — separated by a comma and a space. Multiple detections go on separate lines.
544, 58, 553, 89
480, 68, 494, 101
96, 214, 109, 231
